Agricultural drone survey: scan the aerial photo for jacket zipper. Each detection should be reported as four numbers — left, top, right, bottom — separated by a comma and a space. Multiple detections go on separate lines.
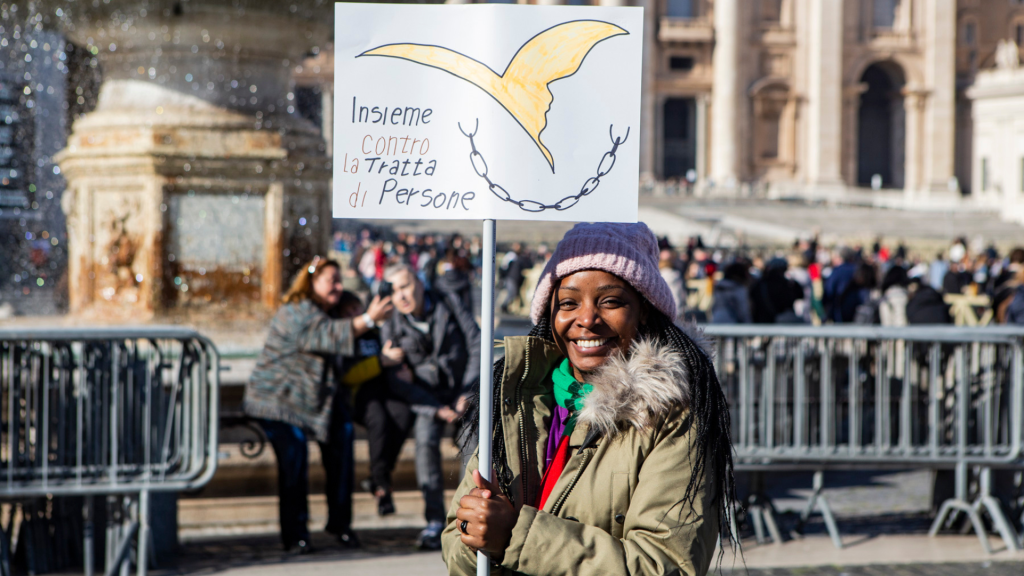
515, 346, 531, 507
550, 449, 593, 517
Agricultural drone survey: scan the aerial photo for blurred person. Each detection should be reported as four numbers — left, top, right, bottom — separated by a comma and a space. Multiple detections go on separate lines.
659, 246, 686, 321
469, 235, 483, 269
380, 264, 481, 550
441, 222, 736, 576
690, 248, 712, 279
787, 253, 814, 322
1003, 274, 1024, 325
393, 241, 411, 266
928, 251, 949, 290
520, 244, 550, 312
333, 291, 419, 517
797, 235, 817, 267
894, 241, 908, 263
436, 247, 475, 313
243, 258, 394, 553
994, 248, 1024, 323
357, 239, 379, 288
419, 244, 440, 290
850, 262, 881, 325
823, 247, 867, 323
375, 239, 389, 284
332, 231, 349, 254
906, 276, 953, 324
750, 257, 804, 324
500, 242, 532, 314
712, 261, 752, 324
942, 242, 972, 295
878, 265, 910, 327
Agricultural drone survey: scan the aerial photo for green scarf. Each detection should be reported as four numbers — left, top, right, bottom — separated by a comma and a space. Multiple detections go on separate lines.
551, 359, 593, 436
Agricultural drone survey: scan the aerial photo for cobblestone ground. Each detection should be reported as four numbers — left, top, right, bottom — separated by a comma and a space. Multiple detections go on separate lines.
724, 563, 1024, 575
162, 529, 1024, 576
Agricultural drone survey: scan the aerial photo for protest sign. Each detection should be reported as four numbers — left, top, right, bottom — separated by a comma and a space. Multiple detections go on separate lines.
333, 3, 643, 223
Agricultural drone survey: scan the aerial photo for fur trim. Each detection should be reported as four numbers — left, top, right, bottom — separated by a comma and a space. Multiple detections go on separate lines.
576, 338, 691, 437
677, 320, 715, 361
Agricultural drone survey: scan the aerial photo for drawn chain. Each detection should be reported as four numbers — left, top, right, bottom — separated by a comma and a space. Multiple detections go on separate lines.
458, 119, 630, 213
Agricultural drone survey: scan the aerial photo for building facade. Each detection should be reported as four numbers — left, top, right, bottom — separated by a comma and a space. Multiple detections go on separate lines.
968, 40, 1024, 225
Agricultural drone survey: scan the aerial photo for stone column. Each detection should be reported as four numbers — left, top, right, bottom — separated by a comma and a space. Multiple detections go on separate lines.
695, 93, 709, 184
49, 1, 332, 317
710, 0, 740, 188
637, 0, 658, 180
902, 90, 927, 194
922, 0, 958, 195
806, 0, 844, 189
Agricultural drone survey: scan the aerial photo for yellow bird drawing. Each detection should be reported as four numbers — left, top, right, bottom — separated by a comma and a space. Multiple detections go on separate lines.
359, 20, 628, 172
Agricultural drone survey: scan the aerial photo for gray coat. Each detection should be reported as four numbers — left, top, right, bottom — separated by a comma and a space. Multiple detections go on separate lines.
242, 299, 354, 442
380, 291, 481, 409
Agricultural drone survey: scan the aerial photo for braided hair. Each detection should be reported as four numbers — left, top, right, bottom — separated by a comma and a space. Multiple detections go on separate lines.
460, 309, 738, 555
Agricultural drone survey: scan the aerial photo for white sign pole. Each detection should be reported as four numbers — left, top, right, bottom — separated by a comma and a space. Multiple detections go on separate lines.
477, 218, 496, 576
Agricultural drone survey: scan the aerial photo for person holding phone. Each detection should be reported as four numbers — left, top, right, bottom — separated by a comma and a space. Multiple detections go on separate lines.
243, 257, 393, 553
379, 263, 481, 550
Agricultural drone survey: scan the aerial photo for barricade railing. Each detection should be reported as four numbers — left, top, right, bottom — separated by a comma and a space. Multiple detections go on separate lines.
704, 325, 1024, 553
0, 327, 220, 576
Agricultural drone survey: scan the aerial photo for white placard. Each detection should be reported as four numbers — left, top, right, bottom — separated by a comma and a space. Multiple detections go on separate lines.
333, 3, 642, 222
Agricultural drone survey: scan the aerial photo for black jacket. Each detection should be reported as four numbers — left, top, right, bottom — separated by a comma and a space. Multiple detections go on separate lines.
381, 292, 481, 406
907, 285, 952, 324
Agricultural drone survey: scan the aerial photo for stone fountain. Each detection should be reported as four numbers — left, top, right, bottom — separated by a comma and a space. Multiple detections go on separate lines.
46, 0, 334, 317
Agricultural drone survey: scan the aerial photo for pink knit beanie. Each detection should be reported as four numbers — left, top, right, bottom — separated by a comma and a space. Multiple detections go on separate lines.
530, 222, 676, 325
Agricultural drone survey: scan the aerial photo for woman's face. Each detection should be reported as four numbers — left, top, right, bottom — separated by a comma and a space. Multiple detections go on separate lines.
551, 270, 647, 379
311, 265, 344, 308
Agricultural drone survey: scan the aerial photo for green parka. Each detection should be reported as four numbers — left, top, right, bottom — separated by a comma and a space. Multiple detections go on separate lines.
442, 333, 720, 576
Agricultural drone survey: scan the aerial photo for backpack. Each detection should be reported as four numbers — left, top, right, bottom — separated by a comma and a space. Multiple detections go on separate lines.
853, 298, 881, 325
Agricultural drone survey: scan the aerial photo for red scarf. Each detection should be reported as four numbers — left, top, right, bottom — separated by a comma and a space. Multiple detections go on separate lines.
537, 436, 571, 510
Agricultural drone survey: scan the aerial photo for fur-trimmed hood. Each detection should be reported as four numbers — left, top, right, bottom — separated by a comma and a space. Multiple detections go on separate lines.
576, 322, 713, 437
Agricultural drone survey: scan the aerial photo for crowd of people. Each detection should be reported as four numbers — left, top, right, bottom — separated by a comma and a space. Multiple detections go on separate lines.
333, 228, 1024, 328
691, 235, 1024, 327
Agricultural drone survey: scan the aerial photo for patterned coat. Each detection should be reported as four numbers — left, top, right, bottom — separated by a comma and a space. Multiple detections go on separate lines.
243, 299, 354, 442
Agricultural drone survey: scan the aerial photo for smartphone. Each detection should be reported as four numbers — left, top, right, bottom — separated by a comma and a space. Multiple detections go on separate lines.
378, 280, 394, 298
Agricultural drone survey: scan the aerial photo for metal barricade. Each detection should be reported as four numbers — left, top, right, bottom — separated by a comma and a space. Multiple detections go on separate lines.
0, 327, 220, 576
704, 325, 1024, 552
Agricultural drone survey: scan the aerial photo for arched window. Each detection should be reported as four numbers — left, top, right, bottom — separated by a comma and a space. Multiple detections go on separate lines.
963, 20, 977, 46
753, 86, 787, 161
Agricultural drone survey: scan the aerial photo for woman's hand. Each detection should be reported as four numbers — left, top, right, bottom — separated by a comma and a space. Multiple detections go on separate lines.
436, 406, 459, 423
456, 470, 518, 557
353, 295, 394, 336
380, 340, 404, 367
454, 394, 470, 417
366, 295, 394, 324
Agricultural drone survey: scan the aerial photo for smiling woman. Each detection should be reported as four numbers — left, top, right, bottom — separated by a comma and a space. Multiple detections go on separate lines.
443, 222, 738, 576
